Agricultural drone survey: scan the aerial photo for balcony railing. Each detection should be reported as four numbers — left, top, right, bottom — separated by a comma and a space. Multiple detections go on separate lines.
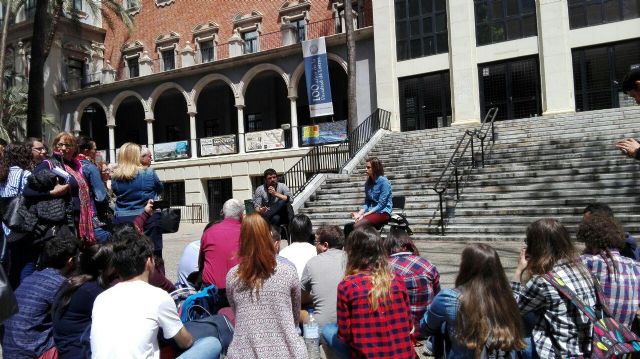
113, 10, 372, 82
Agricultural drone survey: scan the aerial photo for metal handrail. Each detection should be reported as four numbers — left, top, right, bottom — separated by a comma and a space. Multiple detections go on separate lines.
432, 108, 499, 235
283, 108, 391, 198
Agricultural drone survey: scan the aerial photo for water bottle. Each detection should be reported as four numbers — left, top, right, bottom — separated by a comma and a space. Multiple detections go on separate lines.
303, 309, 321, 359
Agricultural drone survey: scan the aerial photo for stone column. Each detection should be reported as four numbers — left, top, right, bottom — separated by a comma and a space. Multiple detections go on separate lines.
236, 104, 245, 154
228, 30, 244, 57
448, 0, 481, 125
537, 0, 575, 115
189, 112, 197, 158
289, 96, 299, 148
108, 125, 116, 163
139, 51, 153, 76
181, 42, 196, 67
372, 0, 400, 131
146, 119, 154, 154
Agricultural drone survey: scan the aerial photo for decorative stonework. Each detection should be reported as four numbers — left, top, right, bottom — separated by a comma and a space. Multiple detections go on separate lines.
155, 0, 175, 7
279, 0, 310, 23
121, 40, 145, 54
155, 31, 181, 46
233, 10, 263, 32
192, 21, 219, 39
124, 0, 141, 16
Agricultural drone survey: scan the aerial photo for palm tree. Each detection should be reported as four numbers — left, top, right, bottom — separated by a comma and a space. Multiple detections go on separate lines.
344, 0, 357, 134
25, 0, 134, 138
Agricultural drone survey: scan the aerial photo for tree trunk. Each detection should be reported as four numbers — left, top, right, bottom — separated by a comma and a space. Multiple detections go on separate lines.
0, 0, 14, 125
344, 0, 358, 134
44, 0, 63, 58
26, 0, 50, 138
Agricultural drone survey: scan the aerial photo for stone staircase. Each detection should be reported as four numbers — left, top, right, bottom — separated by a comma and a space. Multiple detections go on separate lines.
299, 107, 640, 241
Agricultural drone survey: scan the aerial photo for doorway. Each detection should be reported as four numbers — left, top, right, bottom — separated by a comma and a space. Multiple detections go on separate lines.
206, 178, 233, 223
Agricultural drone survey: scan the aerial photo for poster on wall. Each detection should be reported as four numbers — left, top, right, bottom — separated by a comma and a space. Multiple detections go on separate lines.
302, 37, 334, 117
154, 141, 190, 161
302, 120, 347, 146
200, 135, 237, 156
245, 129, 285, 152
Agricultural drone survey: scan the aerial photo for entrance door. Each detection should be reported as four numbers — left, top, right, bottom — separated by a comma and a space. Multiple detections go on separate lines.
479, 57, 541, 121
399, 71, 451, 131
206, 178, 233, 223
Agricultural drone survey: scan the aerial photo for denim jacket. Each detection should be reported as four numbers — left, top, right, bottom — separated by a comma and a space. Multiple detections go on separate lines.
112, 168, 163, 217
362, 175, 392, 214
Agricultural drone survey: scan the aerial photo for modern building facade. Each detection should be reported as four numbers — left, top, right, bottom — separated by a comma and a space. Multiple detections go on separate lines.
42, 0, 640, 221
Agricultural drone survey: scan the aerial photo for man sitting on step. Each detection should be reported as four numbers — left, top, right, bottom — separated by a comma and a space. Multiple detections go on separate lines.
253, 168, 293, 226
615, 69, 640, 158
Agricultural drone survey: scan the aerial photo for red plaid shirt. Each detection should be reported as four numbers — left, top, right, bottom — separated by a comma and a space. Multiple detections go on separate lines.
337, 271, 414, 359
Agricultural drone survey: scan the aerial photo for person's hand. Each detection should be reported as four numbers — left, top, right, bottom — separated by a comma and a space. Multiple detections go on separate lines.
50, 183, 69, 197
257, 206, 268, 214
615, 138, 640, 158
144, 199, 154, 214
514, 247, 529, 282
268, 186, 276, 196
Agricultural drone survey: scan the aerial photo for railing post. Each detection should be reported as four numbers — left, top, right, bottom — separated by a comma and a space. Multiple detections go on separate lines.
454, 166, 460, 200
470, 135, 476, 168
480, 137, 485, 168
491, 122, 495, 144
438, 191, 445, 236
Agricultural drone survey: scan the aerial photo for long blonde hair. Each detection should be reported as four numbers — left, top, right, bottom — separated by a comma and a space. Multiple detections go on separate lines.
112, 143, 143, 181
344, 225, 393, 311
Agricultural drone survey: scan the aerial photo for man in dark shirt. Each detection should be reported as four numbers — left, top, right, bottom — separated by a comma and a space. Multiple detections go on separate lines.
2, 228, 79, 359
252, 168, 292, 226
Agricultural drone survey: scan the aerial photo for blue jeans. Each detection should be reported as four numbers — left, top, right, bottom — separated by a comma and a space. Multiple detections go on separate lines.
177, 337, 222, 359
321, 323, 351, 359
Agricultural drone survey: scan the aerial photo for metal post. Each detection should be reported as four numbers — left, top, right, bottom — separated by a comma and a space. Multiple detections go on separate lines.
480, 138, 485, 168
491, 122, 495, 144
470, 136, 475, 168
454, 167, 460, 200
438, 191, 445, 236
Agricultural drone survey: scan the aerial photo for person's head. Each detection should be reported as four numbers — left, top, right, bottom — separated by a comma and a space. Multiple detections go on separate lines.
0, 142, 34, 183
97, 161, 111, 182
382, 229, 420, 256
578, 213, 625, 255
622, 68, 640, 105
583, 202, 614, 221
140, 147, 152, 166
344, 225, 391, 311
314, 225, 344, 254
77, 135, 97, 160
524, 218, 578, 276
270, 225, 282, 252
455, 244, 526, 355
237, 214, 276, 291
263, 168, 278, 188
40, 227, 80, 273
27, 137, 47, 164
111, 227, 155, 280
52, 132, 78, 161
112, 142, 142, 181
222, 198, 244, 220
365, 157, 384, 181
289, 214, 313, 244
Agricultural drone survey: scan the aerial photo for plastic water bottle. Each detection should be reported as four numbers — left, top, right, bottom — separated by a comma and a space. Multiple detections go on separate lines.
303, 309, 321, 359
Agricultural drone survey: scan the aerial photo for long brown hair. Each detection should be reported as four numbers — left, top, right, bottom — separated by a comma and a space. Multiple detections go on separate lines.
236, 213, 276, 292
524, 218, 580, 276
455, 244, 526, 357
344, 225, 392, 311
365, 157, 384, 185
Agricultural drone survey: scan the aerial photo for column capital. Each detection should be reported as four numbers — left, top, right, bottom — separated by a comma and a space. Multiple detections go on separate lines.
187, 111, 197, 117
145, 117, 155, 123
106, 123, 116, 129
288, 95, 298, 101
235, 104, 245, 110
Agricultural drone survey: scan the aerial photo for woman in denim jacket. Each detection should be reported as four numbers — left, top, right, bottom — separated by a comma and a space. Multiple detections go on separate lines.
345, 157, 392, 236
420, 244, 526, 359
111, 143, 164, 257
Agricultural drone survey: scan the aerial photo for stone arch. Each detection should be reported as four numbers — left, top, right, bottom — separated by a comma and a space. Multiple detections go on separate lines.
148, 82, 195, 113
192, 74, 239, 105
74, 97, 109, 126
110, 90, 149, 125
238, 63, 290, 98
289, 53, 348, 98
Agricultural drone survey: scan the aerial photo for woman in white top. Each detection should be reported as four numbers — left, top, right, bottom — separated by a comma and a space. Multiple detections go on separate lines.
279, 214, 317, 279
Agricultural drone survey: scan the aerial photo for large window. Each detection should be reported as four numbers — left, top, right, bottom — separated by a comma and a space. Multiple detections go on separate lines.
164, 181, 185, 206
127, 57, 139, 78
67, 58, 84, 91
568, 0, 639, 29
399, 71, 451, 131
475, 0, 537, 46
200, 40, 214, 63
242, 30, 259, 54
294, 18, 306, 43
395, 0, 448, 61
161, 49, 175, 71
573, 39, 640, 111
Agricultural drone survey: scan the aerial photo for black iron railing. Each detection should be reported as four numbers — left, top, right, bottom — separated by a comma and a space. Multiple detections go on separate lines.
283, 108, 391, 198
432, 107, 498, 235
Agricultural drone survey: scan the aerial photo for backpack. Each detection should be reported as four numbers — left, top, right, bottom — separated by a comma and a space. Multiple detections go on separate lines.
178, 284, 219, 322
543, 273, 640, 358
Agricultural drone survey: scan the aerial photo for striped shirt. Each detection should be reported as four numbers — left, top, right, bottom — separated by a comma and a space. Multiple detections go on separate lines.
0, 166, 32, 236
581, 250, 640, 328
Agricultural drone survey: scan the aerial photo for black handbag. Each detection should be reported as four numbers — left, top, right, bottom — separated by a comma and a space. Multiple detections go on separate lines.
159, 208, 181, 233
0, 234, 18, 322
1, 171, 38, 234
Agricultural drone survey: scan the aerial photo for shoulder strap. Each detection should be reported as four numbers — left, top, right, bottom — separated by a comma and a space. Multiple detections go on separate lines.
17, 170, 24, 192
542, 273, 598, 322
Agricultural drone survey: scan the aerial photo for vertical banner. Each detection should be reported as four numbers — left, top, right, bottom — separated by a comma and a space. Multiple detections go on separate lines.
302, 37, 334, 118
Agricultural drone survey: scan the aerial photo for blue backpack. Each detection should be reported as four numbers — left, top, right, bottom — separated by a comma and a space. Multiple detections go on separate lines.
178, 285, 219, 322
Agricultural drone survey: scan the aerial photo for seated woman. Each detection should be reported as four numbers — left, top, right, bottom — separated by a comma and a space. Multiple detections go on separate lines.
225, 214, 307, 359
513, 218, 597, 358
345, 157, 392, 236
52, 244, 114, 359
578, 213, 640, 329
420, 243, 525, 358
324, 225, 413, 359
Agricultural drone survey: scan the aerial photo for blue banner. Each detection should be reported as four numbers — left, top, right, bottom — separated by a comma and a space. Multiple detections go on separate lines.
302, 37, 334, 118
